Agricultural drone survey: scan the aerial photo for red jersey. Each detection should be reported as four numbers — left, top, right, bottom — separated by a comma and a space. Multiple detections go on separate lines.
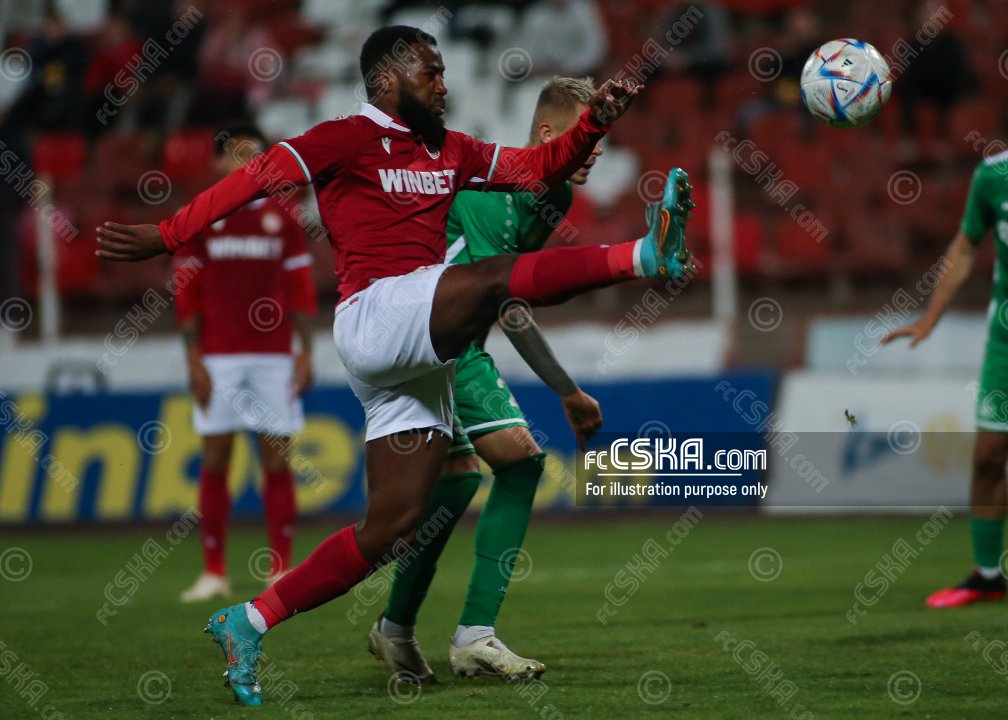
160, 103, 609, 298
172, 197, 317, 355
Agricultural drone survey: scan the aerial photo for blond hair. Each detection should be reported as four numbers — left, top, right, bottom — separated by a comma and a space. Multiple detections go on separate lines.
529, 76, 595, 143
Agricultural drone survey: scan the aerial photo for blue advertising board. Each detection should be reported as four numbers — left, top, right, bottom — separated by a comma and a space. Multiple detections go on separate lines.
0, 372, 774, 524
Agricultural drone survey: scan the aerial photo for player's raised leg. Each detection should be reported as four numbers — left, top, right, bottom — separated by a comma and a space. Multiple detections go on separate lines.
926, 429, 1008, 607
428, 168, 694, 360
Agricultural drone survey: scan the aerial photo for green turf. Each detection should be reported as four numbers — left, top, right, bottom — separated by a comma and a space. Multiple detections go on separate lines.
0, 514, 1002, 719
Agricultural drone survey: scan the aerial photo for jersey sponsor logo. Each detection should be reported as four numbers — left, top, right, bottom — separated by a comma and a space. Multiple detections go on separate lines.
381, 137, 391, 154
377, 168, 456, 196
207, 235, 283, 260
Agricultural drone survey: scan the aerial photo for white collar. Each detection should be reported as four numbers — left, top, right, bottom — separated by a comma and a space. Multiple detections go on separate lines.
360, 103, 410, 133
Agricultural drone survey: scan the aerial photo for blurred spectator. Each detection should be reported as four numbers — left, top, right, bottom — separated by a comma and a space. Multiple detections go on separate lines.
899, 2, 972, 141
1, 10, 88, 131
660, 1, 731, 106
736, 7, 824, 136
188, 5, 276, 126
82, 11, 141, 136
514, 0, 607, 78
130, 0, 207, 132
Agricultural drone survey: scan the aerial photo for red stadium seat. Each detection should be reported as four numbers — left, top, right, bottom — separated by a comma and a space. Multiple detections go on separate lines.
18, 204, 99, 296
162, 129, 216, 182
840, 209, 908, 278
762, 213, 833, 278
32, 133, 87, 184
949, 101, 1000, 160
90, 132, 151, 193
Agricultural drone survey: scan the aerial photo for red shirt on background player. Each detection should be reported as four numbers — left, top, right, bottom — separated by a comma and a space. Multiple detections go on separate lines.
174, 123, 318, 603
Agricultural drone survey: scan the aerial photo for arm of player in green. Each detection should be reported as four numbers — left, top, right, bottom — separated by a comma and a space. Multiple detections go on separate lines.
499, 304, 577, 397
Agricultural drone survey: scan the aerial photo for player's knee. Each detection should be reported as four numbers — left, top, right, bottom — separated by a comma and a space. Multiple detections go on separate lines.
973, 445, 1008, 484
363, 508, 426, 558
445, 452, 480, 475
472, 255, 517, 305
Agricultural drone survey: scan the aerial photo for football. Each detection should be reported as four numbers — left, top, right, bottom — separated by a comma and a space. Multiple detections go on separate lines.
800, 39, 893, 128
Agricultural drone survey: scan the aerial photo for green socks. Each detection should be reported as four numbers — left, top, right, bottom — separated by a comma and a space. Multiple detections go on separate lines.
459, 454, 545, 627
384, 471, 481, 627
971, 516, 1005, 570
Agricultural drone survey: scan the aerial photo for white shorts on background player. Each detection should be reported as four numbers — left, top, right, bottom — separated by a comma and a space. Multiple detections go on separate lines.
333, 264, 455, 442
193, 354, 304, 436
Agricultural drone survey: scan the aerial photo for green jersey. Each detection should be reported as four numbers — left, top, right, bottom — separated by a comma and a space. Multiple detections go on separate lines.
962, 151, 1008, 305
964, 150, 1008, 430
445, 183, 574, 264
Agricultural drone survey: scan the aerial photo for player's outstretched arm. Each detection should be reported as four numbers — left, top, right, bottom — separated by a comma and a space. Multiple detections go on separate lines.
96, 145, 308, 261
485, 79, 641, 192
882, 230, 978, 347
500, 304, 602, 448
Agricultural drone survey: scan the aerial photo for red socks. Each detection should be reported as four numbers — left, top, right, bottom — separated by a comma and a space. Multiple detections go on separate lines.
198, 468, 229, 576
253, 525, 372, 628
263, 469, 295, 574
508, 242, 639, 305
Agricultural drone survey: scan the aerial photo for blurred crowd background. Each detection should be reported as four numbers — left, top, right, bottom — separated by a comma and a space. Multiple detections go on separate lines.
0, 0, 1005, 363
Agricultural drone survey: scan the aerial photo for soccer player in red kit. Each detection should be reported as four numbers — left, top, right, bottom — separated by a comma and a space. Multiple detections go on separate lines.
173, 123, 318, 602
96, 26, 693, 705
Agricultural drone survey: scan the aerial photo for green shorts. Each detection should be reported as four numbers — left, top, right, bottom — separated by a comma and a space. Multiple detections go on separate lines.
449, 343, 527, 456
976, 328, 1008, 430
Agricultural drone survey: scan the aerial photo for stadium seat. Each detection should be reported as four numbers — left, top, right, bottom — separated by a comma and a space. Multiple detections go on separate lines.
316, 83, 364, 123
763, 213, 833, 278
840, 208, 909, 278
293, 41, 357, 80
646, 77, 703, 119
19, 204, 98, 297
32, 133, 87, 184
256, 98, 314, 141
948, 101, 1000, 160
90, 132, 154, 194
162, 130, 216, 182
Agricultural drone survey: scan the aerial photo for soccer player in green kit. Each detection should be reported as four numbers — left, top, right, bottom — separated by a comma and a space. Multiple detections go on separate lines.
368, 77, 610, 681
884, 148, 1008, 607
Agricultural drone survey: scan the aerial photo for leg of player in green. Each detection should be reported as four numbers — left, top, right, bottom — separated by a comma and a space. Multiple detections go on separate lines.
884, 215, 1008, 606
925, 356, 1008, 607
450, 447, 545, 677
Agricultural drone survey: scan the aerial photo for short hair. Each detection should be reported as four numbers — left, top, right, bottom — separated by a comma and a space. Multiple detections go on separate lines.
530, 76, 595, 140
214, 120, 266, 156
360, 25, 438, 95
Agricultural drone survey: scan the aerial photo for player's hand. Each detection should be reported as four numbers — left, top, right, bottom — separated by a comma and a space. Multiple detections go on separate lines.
188, 357, 212, 410
294, 351, 313, 395
588, 79, 642, 126
561, 388, 603, 451
881, 319, 934, 348
96, 222, 168, 262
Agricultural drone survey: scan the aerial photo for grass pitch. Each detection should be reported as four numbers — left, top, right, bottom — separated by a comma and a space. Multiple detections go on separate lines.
1, 513, 1001, 719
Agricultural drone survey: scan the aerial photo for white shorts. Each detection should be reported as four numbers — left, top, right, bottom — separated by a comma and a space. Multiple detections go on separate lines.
333, 265, 454, 442
193, 354, 304, 437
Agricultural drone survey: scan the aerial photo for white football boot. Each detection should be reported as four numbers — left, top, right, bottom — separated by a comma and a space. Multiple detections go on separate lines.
449, 635, 546, 680
180, 572, 231, 603
367, 616, 437, 685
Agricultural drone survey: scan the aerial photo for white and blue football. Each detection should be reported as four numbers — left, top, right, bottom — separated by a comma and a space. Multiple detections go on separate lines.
800, 39, 893, 128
